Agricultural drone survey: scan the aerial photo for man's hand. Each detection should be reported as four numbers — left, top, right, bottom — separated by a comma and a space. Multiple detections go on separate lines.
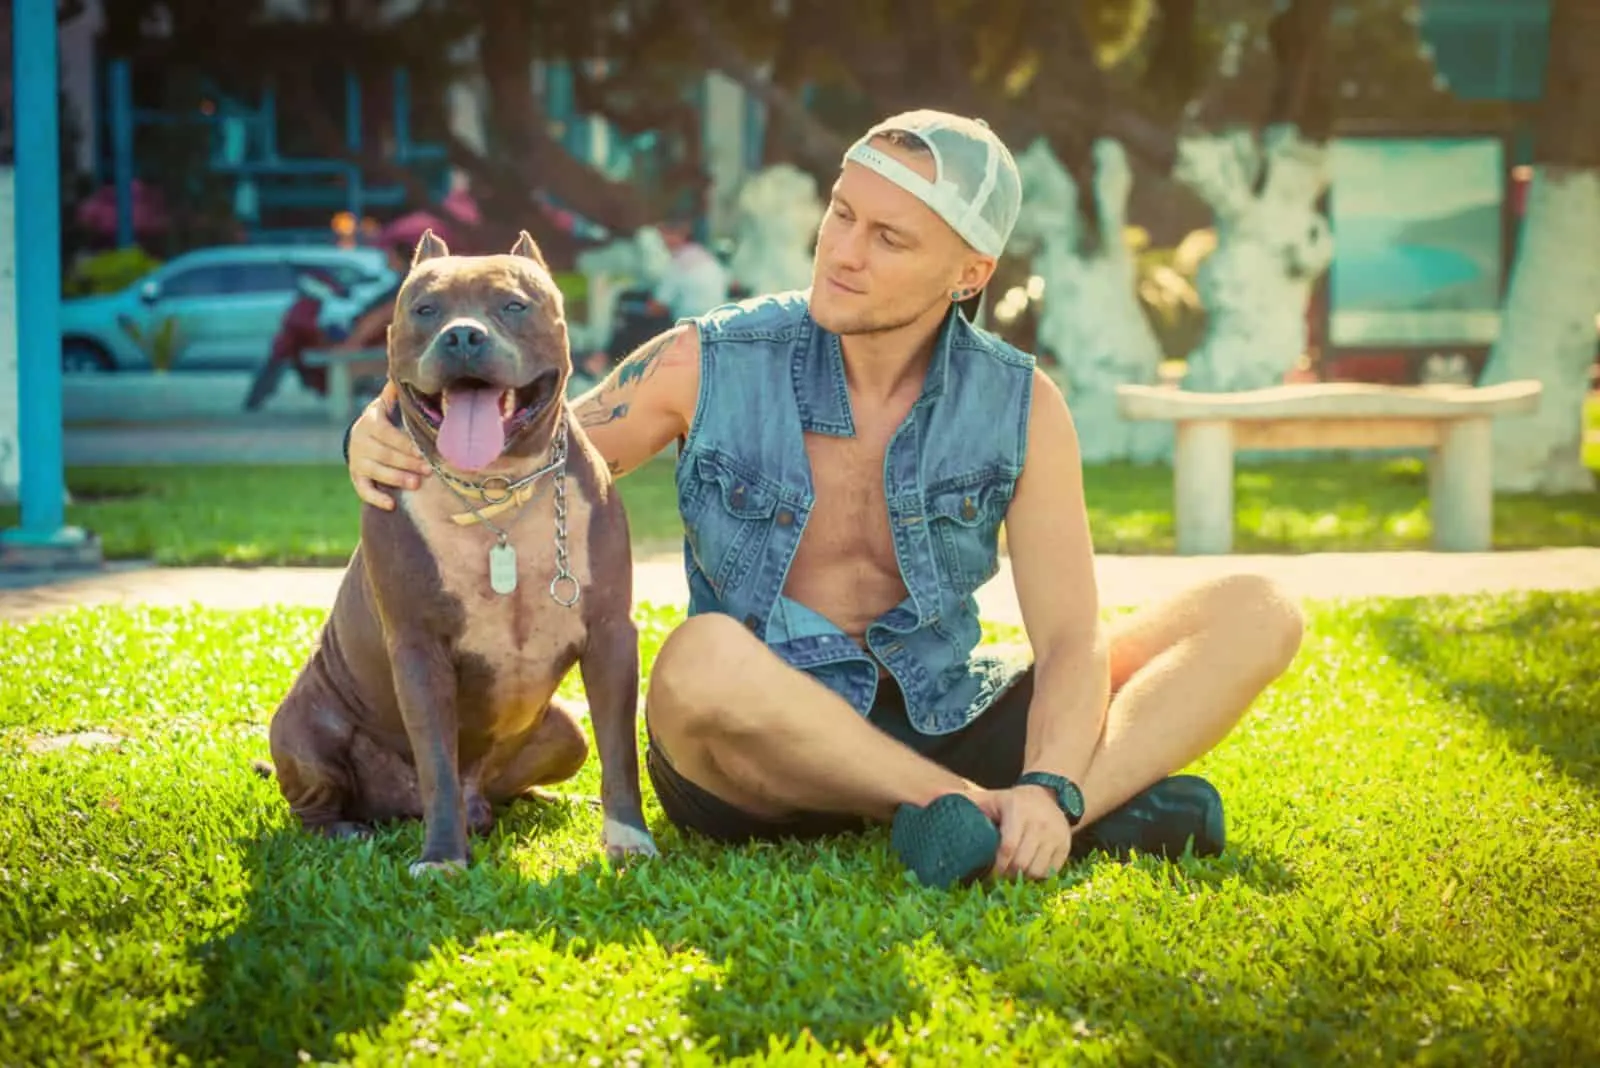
348, 382, 430, 510
990, 784, 1073, 880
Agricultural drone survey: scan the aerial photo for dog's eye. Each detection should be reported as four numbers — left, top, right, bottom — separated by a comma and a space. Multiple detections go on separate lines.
413, 303, 437, 317
504, 300, 527, 313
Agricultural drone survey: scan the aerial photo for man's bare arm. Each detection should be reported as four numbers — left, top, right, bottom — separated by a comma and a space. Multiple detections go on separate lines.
571, 325, 702, 477
1005, 369, 1109, 789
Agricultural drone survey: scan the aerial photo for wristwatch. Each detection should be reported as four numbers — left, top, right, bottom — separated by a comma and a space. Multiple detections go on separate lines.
1016, 771, 1085, 826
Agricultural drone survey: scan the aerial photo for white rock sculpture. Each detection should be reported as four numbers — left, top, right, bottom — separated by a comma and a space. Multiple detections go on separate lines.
1476, 166, 1600, 493
1173, 124, 1333, 392
727, 164, 823, 297
1011, 137, 1170, 464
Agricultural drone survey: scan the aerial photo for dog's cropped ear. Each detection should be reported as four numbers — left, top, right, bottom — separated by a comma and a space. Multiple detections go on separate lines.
412, 229, 450, 267
510, 230, 547, 268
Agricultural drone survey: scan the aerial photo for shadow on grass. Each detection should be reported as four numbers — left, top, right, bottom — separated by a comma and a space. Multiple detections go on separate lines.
158, 806, 936, 1064
1365, 592, 1600, 794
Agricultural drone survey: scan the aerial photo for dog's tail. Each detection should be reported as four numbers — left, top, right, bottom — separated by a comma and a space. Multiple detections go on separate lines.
250, 758, 275, 779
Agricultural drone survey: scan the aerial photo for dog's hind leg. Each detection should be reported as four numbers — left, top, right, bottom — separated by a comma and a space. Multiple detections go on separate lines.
479, 698, 593, 821
267, 674, 371, 839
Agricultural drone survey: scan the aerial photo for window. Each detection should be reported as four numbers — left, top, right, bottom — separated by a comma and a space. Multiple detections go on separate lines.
158, 261, 299, 298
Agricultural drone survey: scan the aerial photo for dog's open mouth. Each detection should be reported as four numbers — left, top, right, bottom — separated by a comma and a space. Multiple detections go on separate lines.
404, 369, 560, 472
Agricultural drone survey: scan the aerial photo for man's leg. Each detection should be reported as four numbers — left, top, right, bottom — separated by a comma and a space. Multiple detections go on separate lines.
644, 614, 994, 826
645, 573, 1302, 841
1073, 572, 1304, 824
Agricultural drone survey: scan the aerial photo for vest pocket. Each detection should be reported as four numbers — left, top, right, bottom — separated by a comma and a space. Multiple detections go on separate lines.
925, 481, 1009, 591
681, 451, 783, 595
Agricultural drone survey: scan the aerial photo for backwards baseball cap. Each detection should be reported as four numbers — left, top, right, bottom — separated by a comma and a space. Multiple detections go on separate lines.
843, 109, 1022, 259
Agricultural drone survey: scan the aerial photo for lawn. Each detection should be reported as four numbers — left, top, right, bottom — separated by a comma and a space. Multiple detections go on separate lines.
2, 451, 1596, 566
3, 592, 1596, 1064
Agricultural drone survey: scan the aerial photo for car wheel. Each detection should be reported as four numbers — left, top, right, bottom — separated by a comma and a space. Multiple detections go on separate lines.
62, 339, 114, 373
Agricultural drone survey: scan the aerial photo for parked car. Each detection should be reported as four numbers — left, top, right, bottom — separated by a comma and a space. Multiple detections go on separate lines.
59, 244, 397, 373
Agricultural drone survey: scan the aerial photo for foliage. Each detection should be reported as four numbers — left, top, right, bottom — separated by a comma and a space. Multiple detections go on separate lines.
63, 247, 164, 298
116, 314, 183, 373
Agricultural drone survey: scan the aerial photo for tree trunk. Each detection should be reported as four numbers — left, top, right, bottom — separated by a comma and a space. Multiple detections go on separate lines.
1476, 0, 1600, 494
1013, 138, 1171, 463
1175, 125, 1333, 391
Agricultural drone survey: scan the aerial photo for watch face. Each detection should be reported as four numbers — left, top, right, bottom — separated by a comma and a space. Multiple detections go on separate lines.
1062, 781, 1085, 817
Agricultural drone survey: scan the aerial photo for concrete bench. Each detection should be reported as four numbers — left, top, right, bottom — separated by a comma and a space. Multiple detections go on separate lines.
1116, 379, 1543, 554
304, 347, 388, 425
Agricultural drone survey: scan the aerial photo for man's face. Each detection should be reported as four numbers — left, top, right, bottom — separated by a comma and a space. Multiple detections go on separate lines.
808, 138, 992, 338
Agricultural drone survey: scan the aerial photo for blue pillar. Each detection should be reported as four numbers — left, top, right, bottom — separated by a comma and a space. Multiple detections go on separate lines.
345, 69, 362, 153
393, 68, 412, 162
3, 0, 80, 552
109, 59, 134, 248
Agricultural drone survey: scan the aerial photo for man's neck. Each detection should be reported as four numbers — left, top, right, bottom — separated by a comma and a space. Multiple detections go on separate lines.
837, 307, 950, 406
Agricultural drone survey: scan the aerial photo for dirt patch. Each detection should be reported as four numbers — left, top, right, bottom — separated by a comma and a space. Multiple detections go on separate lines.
26, 730, 124, 754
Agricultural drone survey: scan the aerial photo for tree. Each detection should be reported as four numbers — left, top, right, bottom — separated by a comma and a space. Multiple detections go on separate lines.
1475, 0, 1600, 494
94, 0, 717, 266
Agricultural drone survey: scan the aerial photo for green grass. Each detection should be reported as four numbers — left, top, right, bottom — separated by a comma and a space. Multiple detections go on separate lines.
1, 452, 1596, 566
3, 593, 1597, 1064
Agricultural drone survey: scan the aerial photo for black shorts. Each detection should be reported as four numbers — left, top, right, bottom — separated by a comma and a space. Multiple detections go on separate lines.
645, 666, 1035, 844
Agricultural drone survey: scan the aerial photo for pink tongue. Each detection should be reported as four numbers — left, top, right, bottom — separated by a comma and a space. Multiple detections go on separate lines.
436, 387, 506, 471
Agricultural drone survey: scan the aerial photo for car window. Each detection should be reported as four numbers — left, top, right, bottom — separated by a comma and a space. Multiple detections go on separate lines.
159, 262, 298, 298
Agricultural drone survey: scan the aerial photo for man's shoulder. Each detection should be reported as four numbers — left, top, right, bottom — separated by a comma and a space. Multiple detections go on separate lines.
692, 289, 813, 342
947, 311, 1037, 375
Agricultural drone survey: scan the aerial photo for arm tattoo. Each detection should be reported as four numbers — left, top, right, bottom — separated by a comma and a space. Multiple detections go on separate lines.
576, 331, 679, 428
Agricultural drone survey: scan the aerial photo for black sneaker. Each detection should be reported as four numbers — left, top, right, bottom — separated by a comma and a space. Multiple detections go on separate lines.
1071, 774, 1225, 861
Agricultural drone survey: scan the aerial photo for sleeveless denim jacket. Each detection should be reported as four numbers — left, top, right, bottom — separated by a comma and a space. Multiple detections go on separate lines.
675, 291, 1036, 736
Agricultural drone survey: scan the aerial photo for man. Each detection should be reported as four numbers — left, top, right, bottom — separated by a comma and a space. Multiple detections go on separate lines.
646, 212, 731, 323
343, 111, 1303, 885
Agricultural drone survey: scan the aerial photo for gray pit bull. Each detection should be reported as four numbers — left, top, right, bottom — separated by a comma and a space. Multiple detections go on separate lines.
259, 229, 658, 874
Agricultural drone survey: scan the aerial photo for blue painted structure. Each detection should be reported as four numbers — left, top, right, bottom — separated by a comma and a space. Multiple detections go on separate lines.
103, 64, 452, 245
3, 0, 70, 546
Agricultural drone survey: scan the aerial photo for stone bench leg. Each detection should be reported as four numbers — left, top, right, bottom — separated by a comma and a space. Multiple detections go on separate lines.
1430, 416, 1493, 552
1174, 419, 1235, 555
328, 363, 352, 426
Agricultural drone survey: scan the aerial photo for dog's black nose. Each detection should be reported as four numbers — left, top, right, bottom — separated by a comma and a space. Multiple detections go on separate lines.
441, 323, 487, 357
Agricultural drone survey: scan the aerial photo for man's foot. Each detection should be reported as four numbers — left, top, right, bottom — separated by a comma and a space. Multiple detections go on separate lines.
1073, 774, 1225, 861
890, 793, 1001, 889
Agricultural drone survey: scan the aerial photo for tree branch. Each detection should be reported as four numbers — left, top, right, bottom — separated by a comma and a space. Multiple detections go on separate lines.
667, 0, 848, 175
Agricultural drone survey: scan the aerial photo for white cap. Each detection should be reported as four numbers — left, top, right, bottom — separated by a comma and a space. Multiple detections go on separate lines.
843, 109, 1022, 259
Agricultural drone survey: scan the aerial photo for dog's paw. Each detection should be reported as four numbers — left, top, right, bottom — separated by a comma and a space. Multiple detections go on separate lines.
603, 816, 660, 863
314, 820, 373, 841
408, 857, 468, 878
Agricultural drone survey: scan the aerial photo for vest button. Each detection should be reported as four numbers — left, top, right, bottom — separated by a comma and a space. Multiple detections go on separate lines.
744, 613, 760, 631
731, 485, 746, 506
961, 496, 977, 521
776, 507, 795, 526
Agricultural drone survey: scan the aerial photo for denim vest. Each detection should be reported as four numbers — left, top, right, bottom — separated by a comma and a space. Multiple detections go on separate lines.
675, 291, 1036, 736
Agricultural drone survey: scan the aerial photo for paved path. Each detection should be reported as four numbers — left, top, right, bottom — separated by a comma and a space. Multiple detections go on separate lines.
5, 548, 1598, 625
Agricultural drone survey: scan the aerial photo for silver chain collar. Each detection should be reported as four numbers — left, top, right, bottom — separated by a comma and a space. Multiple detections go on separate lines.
399, 409, 580, 607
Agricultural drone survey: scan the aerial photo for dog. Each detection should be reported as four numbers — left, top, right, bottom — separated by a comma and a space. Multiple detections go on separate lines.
259, 229, 658, 874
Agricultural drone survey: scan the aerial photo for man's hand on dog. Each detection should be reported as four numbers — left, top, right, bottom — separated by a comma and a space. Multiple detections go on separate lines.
349, 381, 432, 510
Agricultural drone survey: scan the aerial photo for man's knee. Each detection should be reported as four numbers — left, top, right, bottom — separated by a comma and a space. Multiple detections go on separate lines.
646, 612, 767, 739
1211, 572, 1304, 676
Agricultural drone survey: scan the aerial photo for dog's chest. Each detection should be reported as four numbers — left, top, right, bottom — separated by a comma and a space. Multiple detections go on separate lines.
400, 478, 596, 689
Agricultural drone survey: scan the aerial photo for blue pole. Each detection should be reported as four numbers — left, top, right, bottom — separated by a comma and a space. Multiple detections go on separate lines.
10, 0, 66, 539
110, 59, 135, 248
393, 68, 411, 162
345, 69, 362, 153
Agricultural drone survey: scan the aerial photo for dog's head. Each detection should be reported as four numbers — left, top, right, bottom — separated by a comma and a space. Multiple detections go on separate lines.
387, 230, 569, 473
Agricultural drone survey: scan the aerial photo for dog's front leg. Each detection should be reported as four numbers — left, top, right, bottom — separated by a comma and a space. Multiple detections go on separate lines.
390, 636, 470, 875
580, 606, 658, 863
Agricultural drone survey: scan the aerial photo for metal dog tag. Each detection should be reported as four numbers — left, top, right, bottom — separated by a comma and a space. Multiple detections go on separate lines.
488, 542, 518, 595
